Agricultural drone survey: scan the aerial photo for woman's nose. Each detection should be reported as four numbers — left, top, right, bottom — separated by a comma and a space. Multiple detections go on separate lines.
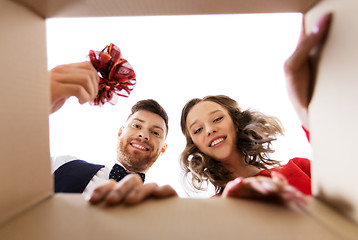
206, 125, 217, 136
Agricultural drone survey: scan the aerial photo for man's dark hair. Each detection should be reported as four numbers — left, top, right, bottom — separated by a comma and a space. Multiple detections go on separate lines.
129, 99, 169, 136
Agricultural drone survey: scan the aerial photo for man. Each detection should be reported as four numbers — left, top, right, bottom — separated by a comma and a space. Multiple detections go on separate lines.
50, 62, 177, 205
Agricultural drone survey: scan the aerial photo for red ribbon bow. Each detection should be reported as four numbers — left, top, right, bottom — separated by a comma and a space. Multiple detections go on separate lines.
89, 43, 136, 105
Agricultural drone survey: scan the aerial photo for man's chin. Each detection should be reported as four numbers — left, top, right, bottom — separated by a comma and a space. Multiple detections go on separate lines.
122, 155, 151, 170
118, 146, 157, 172
127, 150, 150, 160
124, 160, 150, 173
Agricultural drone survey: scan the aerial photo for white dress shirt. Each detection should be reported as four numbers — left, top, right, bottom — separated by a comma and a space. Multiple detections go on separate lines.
52, 155, 112, 197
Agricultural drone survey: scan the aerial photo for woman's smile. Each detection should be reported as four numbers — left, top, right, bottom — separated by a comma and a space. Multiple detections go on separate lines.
209, 136, 226, 147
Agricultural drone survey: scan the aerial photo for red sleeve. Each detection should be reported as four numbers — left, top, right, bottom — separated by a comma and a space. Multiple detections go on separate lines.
255, 158, 312, 195
290, 157, 311, 178
302, 126, 310, 142
274, 158, 312, 195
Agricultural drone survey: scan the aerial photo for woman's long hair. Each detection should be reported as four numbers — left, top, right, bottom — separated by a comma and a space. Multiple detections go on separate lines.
180, 95, 284, 194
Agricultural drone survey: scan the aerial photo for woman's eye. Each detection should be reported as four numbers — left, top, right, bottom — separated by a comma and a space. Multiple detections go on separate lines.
194, 128, 202, 134
214, 117, 223, 122
132, 124, 140, 128
153, 131, 160, 136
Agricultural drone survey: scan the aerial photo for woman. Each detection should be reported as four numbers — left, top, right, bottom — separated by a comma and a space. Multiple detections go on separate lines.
180, 95, 309, 203
179, 13, 332, 203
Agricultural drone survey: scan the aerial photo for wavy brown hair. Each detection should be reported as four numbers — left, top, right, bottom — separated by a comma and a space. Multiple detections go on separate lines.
180, 95, 284, 194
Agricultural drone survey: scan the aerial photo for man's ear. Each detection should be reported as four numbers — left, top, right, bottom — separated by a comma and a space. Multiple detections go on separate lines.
118, 126, 124, 137
160, 143, 167, 155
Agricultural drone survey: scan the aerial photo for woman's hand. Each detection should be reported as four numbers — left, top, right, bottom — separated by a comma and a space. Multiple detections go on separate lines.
284, 13, 332, 130
222, 172, 306, 205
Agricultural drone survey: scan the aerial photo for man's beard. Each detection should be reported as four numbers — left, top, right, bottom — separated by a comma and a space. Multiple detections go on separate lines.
117, 139, 158, 172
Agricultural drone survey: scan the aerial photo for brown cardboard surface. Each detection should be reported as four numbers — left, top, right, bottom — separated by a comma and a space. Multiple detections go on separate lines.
0, 194, 349, 240
306, 0, 358, 224
302, 198, 358, 240
0, 0, 52, 227
13, 0, 320, 18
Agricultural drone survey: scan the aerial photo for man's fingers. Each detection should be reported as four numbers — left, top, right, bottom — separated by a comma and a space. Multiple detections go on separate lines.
124, 184, 177, 205
105, 174, 143, 205
51, 68, 99, 99
124, 183, 159, 205
87, 180, 117, 204
153, 185, 178, 198
62, 61, 96, 70
53, 81, 92, 104
50, 61, 99, 100
87, 174, 143, 206
88, 175, 177, 206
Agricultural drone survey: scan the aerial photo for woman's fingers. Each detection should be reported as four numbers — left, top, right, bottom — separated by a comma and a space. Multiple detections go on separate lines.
222, 175, 306, 205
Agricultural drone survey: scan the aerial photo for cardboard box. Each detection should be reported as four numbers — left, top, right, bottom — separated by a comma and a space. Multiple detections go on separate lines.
306, 0, 358, 225
14, 0, 320, 17
0, 0, 357, 239
0, 0, 51, 227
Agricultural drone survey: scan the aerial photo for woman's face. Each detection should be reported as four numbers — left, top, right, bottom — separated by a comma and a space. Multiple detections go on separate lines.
186, 101, 238, 162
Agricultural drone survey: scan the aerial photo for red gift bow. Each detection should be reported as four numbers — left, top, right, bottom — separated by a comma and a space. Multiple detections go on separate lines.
89, 43, 136, 105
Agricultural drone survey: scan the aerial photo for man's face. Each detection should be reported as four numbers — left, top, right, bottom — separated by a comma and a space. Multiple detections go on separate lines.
117, 110, 167, 173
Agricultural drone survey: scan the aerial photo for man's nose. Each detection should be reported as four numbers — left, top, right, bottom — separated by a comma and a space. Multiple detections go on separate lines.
138, 131, 150, 141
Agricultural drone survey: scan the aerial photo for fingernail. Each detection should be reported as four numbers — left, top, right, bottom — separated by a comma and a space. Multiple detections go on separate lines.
313, 12, 332, 34
106, 192, 120, 204
312, 26, 320, 34
86, 191, 100, 202
234, 177, 243, 184
124, 192, 138, 205
126, 190, 137, 200
261, 181, 273, 192
89, 192, 98, 201
271, 171, 287, 184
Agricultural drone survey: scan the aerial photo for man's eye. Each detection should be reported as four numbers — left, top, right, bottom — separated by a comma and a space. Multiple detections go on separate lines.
153, 131, 160, 136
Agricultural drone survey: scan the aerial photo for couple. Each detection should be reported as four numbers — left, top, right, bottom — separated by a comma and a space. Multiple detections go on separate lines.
51, 13, 332, 206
